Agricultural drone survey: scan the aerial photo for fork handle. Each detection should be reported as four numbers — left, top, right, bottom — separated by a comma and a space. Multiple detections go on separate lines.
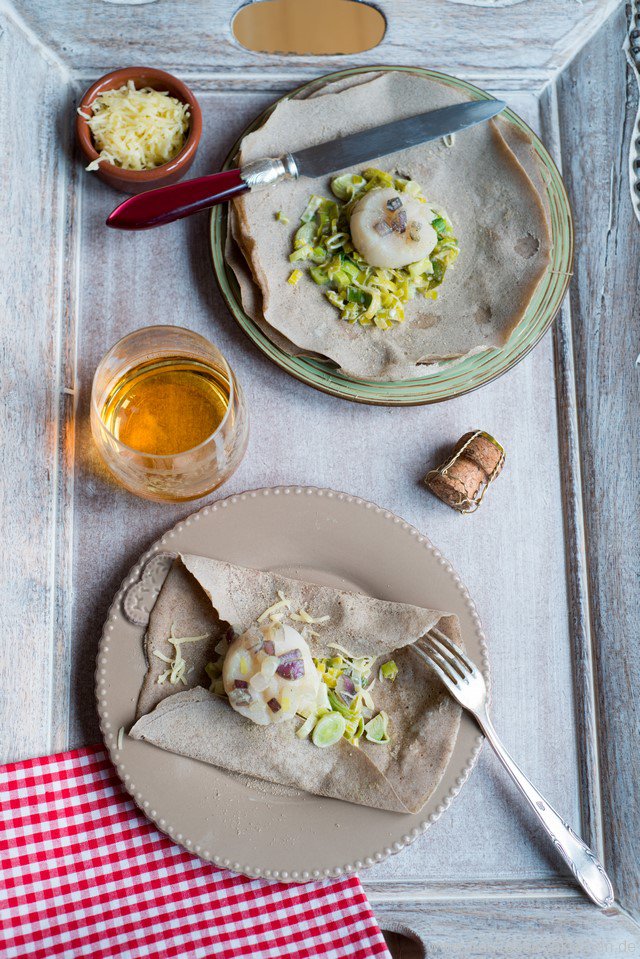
477, 712, 615, 909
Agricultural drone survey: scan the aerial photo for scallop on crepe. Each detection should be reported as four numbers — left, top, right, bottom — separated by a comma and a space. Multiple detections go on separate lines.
130, 555, 462, 814
227, 70, 552, 381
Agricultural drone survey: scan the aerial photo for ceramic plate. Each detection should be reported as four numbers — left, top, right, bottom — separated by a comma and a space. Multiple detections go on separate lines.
96, 487, 488, 881
210, 66, 573, 406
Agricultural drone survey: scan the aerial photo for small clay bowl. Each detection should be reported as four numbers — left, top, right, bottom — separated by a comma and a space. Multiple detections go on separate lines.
76, 67, 202, 194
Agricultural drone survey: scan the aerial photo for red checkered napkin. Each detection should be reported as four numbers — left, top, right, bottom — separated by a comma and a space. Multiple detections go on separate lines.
0, 745, 391, 959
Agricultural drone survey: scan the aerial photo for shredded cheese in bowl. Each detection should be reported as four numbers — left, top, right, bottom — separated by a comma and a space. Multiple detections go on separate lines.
79, 80, 191, 172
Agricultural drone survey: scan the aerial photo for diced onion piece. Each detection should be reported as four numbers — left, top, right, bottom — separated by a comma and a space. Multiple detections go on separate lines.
340, 675, 356, 696
276, 650, 305, 680
249, 673, 269, 692
390, 209, 408, 234
261, 655, 279, 679
374, 219, 393, 237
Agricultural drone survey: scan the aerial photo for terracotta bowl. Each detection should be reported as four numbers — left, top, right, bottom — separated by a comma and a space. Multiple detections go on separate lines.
76, 67, 202, 194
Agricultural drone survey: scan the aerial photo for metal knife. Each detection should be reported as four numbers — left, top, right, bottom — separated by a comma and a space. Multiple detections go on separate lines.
106, 98, 506, 230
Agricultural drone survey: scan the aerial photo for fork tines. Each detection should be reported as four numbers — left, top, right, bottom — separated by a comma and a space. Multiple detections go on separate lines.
414, 626, 476, 693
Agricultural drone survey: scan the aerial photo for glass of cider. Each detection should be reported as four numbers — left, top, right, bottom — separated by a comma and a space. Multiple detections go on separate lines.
91, 326, 248, 502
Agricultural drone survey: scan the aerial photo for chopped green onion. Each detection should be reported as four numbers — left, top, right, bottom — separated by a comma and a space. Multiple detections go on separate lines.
346, 286, 367, 305
327, 689, 358, 720
288, 269, 302, 286
331, 173, 366, 200
309, 266, 329, 285
275, 210, 289, 224
300, 194, 324, 223
379, 660, 398, 682
296, 713, 319, 739
362, 289, 382, 322
341, 258, 360, 280
289, 246, 312, 262
294, 222, 316, 249
312, 712, 346, 748
326, 290, 346, 310
407, 256, 434, 279
364, 711, 390, 744
205, 660, 222, 680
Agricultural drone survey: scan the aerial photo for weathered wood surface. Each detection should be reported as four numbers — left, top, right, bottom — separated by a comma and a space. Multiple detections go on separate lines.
13, 0, 620, 91
68, 89, 583, 894
1, 0, 639, 954
556, 3, 640, 924
373, 897, 640, 958
0, 9, 75, 761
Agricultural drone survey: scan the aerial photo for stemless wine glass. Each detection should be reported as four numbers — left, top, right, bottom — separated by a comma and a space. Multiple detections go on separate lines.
91, 326, 248, 502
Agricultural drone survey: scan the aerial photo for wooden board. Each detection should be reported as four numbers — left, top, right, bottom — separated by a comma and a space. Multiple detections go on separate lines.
1, 0, 638, 953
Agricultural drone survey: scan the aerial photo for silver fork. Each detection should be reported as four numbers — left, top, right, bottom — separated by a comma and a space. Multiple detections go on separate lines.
416, 627, 615, 909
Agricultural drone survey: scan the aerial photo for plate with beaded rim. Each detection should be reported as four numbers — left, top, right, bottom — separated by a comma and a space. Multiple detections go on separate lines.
96, 486, 489, 881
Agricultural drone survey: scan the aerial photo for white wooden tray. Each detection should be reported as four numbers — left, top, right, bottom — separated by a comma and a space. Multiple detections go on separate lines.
2, 1, 638, 955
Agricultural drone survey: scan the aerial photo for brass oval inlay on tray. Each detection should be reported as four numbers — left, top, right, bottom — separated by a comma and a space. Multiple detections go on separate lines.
232, 0, 386, 56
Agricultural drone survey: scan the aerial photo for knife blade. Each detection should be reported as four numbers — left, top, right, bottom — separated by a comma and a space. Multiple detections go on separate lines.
107, 98, 506, 230
292, 99, 506, 178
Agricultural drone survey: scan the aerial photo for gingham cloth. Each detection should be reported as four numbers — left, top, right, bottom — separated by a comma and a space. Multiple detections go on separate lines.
0, 745, 391, 959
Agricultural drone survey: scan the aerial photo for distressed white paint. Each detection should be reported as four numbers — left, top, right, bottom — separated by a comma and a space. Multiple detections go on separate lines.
11, 0, 622, 91
1, 1, 639, 954
624, 2, 640, 224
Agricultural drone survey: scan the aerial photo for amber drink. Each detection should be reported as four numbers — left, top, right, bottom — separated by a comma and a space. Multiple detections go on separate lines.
91, 326, 248, 501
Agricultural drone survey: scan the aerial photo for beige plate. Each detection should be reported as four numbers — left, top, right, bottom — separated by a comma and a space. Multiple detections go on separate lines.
96, 486, 489, 882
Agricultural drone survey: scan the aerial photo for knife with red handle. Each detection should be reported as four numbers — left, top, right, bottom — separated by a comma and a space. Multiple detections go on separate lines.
106, 99, 506, 231
105, 159, 296, 230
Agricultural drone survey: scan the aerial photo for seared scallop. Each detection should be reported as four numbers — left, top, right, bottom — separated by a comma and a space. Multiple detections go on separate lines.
223, 621, 320, 725
350, 187, 437, 269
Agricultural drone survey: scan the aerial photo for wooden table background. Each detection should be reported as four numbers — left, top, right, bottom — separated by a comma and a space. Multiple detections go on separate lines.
2, 0, 639, 955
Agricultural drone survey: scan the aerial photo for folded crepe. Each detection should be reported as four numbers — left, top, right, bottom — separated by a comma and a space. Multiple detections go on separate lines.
227, 70, 552, 381
130, 555, 462, 814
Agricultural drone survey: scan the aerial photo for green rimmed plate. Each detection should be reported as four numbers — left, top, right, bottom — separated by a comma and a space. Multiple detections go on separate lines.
210, 66, 573, 406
